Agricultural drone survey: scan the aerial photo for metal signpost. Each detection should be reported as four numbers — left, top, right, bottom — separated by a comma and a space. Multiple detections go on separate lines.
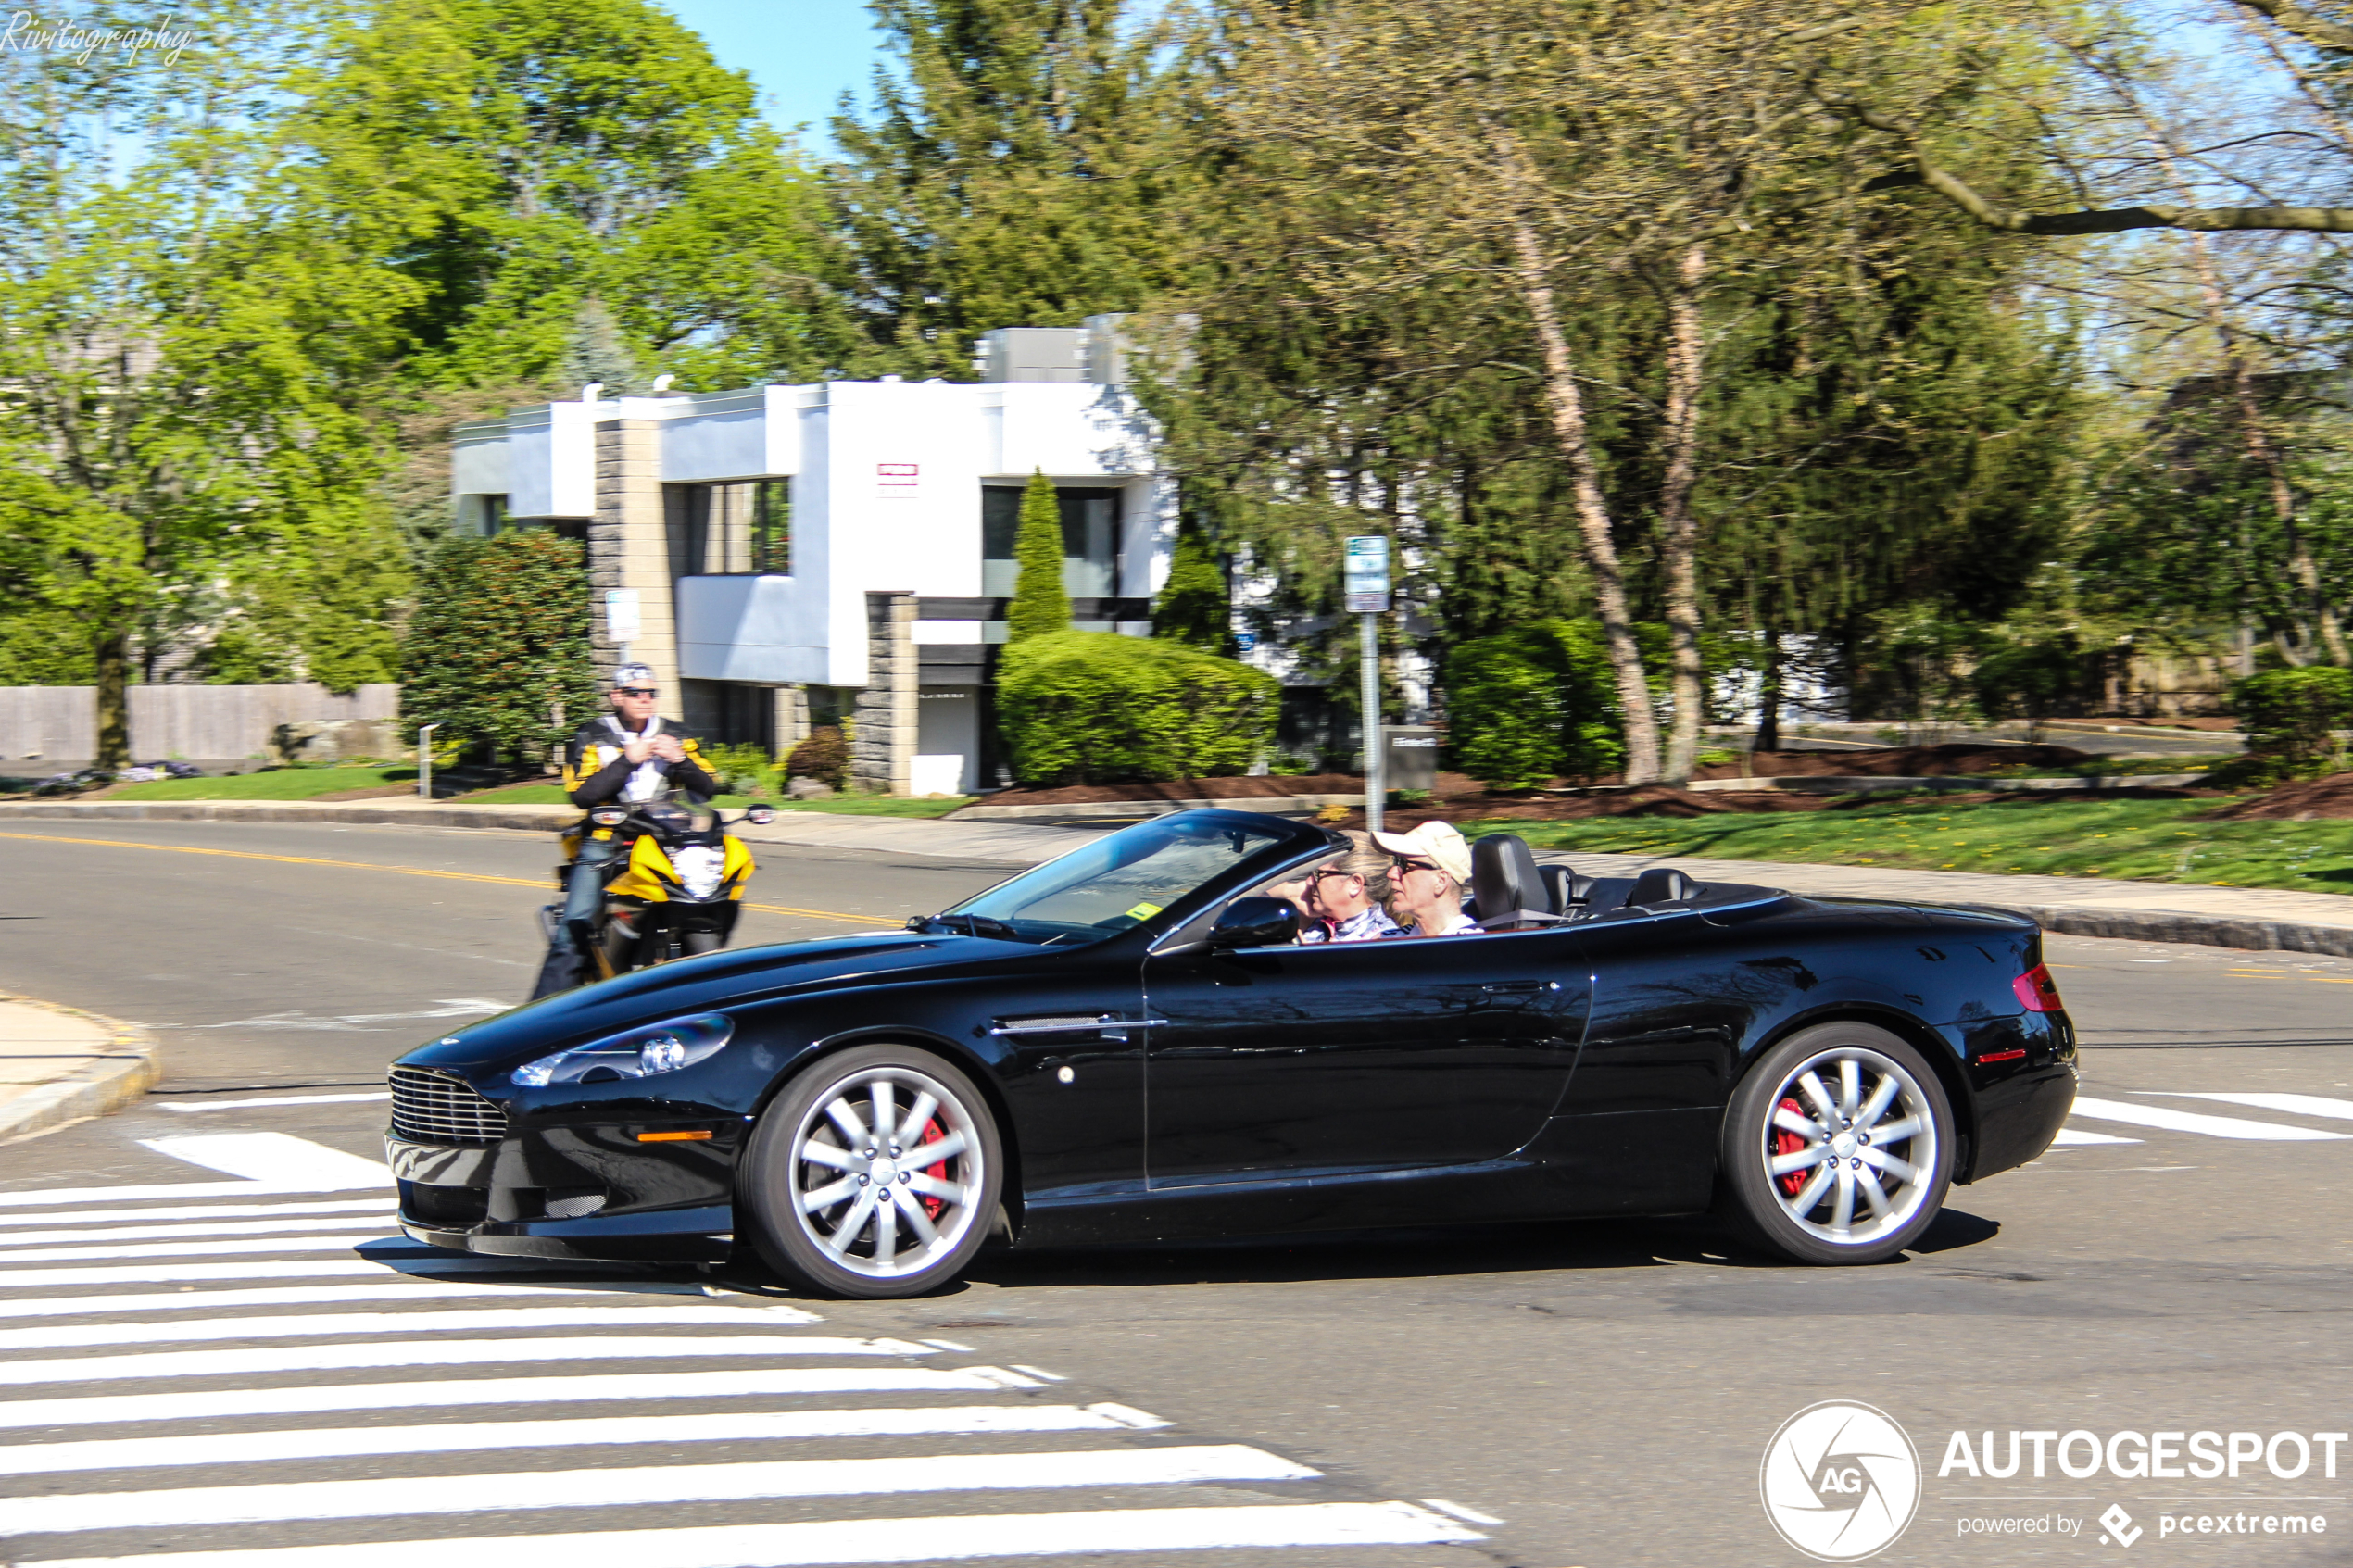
1343, 536, 1390, 833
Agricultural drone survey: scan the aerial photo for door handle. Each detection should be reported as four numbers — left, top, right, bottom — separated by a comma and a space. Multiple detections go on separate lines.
1481, 981, 1559, 995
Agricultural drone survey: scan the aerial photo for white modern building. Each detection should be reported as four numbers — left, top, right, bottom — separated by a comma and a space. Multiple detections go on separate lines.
450, 320, 1174, 795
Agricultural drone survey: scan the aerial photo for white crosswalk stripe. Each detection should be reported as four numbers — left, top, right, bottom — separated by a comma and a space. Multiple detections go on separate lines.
2068, 1094, 2353, 1142
0, 1135, 1489, 1566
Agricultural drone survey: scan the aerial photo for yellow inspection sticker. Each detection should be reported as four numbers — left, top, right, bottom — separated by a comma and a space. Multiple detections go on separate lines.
1124, 901, 1164, 921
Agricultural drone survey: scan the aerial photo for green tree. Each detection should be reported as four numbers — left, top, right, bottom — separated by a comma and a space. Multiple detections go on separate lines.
1005, 472, 1072, 641
399, 530, 599, 766
308, 0, 835, 393
0, 0, 428, 766
827, 0, 1186, 374
1151, 529, 1231, 654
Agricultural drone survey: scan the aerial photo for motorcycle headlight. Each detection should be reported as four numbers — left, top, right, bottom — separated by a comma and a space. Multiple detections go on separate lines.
510, 1013, 734, 1088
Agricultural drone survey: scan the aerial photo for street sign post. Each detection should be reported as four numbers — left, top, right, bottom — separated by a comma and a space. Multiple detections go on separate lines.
1343, 536, 1390, 832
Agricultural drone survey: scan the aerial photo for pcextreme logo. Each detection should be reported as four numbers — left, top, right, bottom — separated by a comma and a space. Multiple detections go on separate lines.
1761, 1401, 1924, 1562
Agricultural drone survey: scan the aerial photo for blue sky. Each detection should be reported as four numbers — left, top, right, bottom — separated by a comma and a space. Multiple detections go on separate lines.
649, 0, 890, 153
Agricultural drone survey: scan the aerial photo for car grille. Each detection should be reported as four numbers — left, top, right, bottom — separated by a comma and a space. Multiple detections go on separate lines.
389, 1066, 508, 1147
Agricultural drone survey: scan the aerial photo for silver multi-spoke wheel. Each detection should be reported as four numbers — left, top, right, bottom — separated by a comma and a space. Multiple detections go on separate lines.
1761, 1046, 1937, 1246
743, 1045, 1002, 1298
1721, 1023, 1953, 1265
789, 1064, 985, 1280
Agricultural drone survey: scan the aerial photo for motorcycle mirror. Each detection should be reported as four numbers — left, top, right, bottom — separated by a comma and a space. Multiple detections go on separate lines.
744, 805, 777, 825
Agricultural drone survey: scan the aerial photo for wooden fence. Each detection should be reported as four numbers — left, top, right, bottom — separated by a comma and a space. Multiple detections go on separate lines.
0, 684, 402, 763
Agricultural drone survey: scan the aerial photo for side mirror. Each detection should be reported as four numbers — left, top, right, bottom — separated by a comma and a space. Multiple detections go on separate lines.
1208, 897, 1301, 950
743, 805, 777, 825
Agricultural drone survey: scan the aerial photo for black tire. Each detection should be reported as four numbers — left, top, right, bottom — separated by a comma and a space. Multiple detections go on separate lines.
682, 927, 724, 956
1718, 1021, 1954, 1265
739, 1043, 1003, 1299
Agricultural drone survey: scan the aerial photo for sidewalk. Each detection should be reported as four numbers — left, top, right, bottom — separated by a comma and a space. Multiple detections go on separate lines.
12, 797, 2353, 955
0, 992, 157, 1143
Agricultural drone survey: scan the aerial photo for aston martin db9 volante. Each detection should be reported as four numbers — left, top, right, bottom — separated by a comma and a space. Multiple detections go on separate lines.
388, 809, 2077, 1298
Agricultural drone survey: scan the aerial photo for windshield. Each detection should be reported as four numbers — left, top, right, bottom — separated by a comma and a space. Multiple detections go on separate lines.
937, 815, 1298, 944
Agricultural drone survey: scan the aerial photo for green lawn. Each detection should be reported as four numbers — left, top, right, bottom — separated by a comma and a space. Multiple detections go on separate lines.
105, 767, 415, 800
1468, 794, 2353, 895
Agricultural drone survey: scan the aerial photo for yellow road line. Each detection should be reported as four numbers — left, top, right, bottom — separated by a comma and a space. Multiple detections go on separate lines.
0, 831, 898, 927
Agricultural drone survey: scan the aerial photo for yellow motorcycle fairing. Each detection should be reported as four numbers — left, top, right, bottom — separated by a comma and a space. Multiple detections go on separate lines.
602, 826, 757, 905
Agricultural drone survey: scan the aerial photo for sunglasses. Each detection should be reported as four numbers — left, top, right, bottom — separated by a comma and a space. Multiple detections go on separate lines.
1307, 867, 1358, 884
1390, 857, 1441, 875
614, 687, 657, 698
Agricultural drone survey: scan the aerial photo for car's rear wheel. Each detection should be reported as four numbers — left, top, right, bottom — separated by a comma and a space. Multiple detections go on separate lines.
739, 1044, 1002, 1298
1718, 1022, 1953, 1265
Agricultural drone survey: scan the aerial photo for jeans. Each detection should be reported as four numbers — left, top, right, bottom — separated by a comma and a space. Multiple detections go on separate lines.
561, 836, 621, 938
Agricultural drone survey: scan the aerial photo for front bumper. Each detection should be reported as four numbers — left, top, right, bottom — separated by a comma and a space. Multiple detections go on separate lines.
386, 1129, 740, 1264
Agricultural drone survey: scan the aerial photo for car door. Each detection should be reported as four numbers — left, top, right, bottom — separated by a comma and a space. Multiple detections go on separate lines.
1140, 926, 1587, 1188
1549, 907, 1751, 1211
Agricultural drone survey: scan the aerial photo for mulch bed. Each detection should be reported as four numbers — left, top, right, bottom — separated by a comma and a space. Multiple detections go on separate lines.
2202, 771, 2353, 821
1690, 743, 2098, 780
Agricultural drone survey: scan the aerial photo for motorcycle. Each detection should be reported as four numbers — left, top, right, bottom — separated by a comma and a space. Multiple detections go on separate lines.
541, 793, 777, 985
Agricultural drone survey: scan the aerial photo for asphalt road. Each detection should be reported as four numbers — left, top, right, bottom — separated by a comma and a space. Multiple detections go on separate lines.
1, 821, 2349, 1567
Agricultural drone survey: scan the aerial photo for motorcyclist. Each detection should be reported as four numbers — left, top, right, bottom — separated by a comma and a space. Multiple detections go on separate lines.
531, 664, 719, 997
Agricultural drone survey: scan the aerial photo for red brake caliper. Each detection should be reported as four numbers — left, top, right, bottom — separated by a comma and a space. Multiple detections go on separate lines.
912, 1117, 950, 1221
1773, 1098, 1811, 1197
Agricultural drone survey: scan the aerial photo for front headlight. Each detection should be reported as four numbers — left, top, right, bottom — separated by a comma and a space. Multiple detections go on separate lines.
510, 1013, 734, 1088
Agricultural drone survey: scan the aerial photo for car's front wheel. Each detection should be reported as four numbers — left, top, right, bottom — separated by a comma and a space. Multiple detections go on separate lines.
1718, 1022, 1954, 1265
739, 1044, 1002, 1298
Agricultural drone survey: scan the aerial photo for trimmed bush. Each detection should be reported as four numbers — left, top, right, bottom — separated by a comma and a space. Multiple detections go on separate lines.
1151, 529, 1231, 654
1445, 620, 1628, 788
2232, 666, 2353, 779
400, 531, 598, 768
1005, 471, 1071, 643
785, 725, 849, 790
997, 631, 1279, 784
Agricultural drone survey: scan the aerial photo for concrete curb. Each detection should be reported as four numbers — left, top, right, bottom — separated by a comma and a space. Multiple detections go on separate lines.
0, 994, 159, 1145
1683, 773, 2208, 795
950, 793, 1365, 822
0, 800, 576, 831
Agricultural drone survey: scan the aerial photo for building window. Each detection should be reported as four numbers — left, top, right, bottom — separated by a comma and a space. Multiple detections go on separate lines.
667, 482, 790, 577
753, 480, 790, 574
460, 494, 509, 536
981, 484, 1120, 598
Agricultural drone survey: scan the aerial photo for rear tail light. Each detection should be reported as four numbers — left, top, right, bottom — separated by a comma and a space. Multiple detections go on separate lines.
2013, 962, 2064, 1013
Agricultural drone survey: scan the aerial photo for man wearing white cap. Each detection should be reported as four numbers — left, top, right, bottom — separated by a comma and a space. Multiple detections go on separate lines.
1372, 820, 1481, 938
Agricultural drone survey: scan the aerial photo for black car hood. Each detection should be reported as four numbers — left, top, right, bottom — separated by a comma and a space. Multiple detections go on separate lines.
396, 932, 1052, 1073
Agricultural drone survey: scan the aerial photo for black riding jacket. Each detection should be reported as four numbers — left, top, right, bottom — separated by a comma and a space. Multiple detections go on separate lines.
561, 716, 718, 808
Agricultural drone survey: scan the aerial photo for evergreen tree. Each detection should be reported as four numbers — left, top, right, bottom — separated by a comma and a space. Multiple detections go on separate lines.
1006, 472, 1072, 641
827, 0, 1186, 375
1151, 529, 1231, 654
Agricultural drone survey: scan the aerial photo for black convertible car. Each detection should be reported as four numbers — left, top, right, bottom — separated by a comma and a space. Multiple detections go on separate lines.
388, 809, 2077, 1298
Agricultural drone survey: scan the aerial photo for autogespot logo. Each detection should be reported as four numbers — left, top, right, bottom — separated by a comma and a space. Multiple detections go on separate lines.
1761, 1401, 1924, 1562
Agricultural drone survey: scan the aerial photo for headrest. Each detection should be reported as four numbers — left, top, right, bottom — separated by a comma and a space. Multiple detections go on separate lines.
1540, 862, 1594, 914
1472, 834, 1544, 925
1628, 866, 1698, 906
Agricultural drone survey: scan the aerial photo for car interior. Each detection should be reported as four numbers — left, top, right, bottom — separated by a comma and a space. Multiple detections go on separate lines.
1467, 834, 1768, 929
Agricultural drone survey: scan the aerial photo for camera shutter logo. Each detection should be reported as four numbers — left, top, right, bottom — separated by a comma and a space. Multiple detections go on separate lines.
1759, 1401, 1922, 1561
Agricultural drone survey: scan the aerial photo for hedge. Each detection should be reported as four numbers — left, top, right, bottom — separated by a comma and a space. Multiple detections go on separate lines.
1445, 619, 1629, 788
2232, 665, 2353, 781
996, 630, 1278, 784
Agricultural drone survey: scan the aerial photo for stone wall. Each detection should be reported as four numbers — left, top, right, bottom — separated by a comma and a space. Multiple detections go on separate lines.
850, 592, 917, 795
589, 418, 680, 697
